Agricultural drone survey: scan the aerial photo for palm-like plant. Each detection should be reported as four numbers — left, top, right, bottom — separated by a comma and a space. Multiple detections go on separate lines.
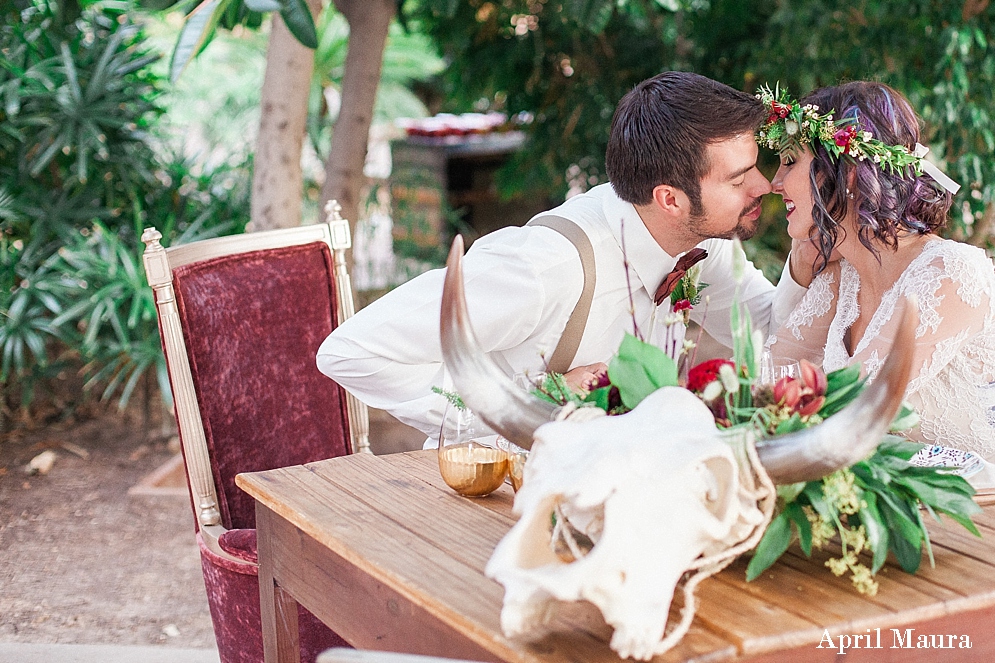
50, 224, 165, 409
1, 3, 252, 427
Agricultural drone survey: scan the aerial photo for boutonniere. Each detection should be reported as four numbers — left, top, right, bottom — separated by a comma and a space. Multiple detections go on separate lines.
670, 264, 708, 324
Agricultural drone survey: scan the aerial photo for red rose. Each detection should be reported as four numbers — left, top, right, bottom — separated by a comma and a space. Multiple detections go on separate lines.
687, 359, 734, 393
673, 298, 693, 312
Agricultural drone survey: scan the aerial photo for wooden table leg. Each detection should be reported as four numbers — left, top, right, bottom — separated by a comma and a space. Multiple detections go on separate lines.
257, 504, 302, 663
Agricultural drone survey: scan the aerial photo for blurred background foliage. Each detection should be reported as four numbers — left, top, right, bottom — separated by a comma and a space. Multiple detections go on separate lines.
3, 0, 994, 431
407, 0, 995, 278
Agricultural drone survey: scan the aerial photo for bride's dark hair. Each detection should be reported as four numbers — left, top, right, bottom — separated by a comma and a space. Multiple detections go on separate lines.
800, 81, 952, 273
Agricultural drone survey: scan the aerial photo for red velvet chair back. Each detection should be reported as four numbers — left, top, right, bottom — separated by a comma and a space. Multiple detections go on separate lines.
171, 242, 351, 530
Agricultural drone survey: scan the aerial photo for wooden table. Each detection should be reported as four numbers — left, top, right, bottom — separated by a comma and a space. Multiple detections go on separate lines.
236, 450, 995, 663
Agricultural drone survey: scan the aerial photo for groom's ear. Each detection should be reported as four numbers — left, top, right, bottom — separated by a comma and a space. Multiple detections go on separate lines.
650, 184, 688, 219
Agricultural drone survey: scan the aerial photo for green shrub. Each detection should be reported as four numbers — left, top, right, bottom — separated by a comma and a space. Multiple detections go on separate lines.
1, 1, 251, 429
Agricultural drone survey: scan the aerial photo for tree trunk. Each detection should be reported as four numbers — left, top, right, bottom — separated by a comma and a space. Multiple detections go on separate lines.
321, 0, 395, 261
250, 0, 322, 231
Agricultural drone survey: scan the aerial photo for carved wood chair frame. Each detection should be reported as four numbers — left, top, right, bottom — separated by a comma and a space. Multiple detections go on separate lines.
141, 203, 371, 565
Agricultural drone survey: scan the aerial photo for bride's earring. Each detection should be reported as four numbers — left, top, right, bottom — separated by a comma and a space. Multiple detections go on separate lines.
846, 188, 855, 199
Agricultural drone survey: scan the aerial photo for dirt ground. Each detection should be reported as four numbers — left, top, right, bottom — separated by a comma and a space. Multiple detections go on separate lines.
0, 406, 425, 650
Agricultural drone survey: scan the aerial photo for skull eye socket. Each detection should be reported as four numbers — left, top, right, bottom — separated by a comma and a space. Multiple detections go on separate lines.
551, 501, 602, 563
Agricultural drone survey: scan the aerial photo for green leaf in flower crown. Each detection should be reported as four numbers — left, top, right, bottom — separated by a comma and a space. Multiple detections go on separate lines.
583, 385, 611, 411
746, 511, 792, 581
607, 333, 678, 410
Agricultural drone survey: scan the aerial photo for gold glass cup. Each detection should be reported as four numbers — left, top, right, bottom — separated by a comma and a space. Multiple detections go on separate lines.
507, 451, 526, 492
439, 442, 510, 497
437, 404, 509, 497
495, 435, 528, 493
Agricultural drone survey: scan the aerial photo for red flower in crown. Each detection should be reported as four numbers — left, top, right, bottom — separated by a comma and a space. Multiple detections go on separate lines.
833, 125, 858, 154
770, 101, 792, 119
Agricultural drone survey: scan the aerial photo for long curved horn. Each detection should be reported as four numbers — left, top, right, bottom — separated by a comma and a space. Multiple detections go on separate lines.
757, 295, 918, 484
440, 236, 560, 449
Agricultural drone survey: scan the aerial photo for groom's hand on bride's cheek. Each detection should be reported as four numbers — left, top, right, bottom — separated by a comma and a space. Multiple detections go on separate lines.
788, 237, 840, 287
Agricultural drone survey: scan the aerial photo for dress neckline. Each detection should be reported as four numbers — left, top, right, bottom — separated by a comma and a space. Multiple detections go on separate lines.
833, 239, 944, 361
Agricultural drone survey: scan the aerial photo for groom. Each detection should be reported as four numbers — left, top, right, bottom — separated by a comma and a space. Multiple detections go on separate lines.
318, 71, 809, 439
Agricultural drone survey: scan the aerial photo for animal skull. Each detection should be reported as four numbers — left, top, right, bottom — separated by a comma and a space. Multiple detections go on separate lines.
438, 236, 917, 659
486, 387, 767, 660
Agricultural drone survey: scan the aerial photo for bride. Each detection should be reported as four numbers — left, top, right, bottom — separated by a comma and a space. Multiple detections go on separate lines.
761, 81, 995, 487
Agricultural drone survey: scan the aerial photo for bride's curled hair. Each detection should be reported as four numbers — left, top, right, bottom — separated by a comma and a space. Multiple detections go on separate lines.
801, 81, 952, 273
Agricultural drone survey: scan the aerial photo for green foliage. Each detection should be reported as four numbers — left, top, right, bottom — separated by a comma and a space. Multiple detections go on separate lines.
431, 386, 466, 411
1, 2, 251, 424
750, 1, 995, 242
409, 0, 681, 200
748, 438, 981, 584
1, 2, 164, 253
409, 0, 995, 252
607, 333, 678, 410
167, 0, 288, 81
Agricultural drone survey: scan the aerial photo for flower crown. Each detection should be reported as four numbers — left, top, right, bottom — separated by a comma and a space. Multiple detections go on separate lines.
755, 84, 960, 194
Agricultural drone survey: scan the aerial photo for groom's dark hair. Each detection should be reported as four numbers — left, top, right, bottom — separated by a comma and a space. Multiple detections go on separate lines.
606, 71, 767, 214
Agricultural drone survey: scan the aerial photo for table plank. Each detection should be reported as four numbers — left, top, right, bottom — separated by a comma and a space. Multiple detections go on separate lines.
308, 452, 515, 571
243, 456, 734, 662
386, 450, 519, 518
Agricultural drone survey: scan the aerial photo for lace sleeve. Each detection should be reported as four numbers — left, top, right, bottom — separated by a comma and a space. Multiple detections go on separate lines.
764, 263, 840, 367
852, 246, 993, 389
852, 243, 995, 456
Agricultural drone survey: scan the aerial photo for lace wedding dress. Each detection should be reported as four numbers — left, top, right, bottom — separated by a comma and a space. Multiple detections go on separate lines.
767, 239, 995, 479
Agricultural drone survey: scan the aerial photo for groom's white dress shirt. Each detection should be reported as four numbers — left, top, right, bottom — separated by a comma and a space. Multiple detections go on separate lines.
317, 183, 805, 438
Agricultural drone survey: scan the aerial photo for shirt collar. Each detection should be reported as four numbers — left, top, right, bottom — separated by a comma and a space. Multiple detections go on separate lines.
602, 184, 679, 301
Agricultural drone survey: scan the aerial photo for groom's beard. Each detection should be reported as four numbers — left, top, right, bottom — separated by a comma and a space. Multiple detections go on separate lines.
688, 197, 764, 242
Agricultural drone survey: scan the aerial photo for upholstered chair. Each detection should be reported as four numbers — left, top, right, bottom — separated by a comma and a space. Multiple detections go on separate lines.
142, 203, 370, 663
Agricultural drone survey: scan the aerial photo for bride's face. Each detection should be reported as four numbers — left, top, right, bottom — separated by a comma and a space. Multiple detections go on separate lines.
771, 148, 816, 241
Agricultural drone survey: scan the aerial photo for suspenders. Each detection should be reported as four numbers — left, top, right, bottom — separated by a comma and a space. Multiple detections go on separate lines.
525, 215, 596, 374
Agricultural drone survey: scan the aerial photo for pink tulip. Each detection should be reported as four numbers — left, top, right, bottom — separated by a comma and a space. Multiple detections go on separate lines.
774, 376, 802, 409
799, 359, 827, 395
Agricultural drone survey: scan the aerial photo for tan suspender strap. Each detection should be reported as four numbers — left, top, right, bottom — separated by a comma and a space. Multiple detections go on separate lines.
526, 215, 596, 375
